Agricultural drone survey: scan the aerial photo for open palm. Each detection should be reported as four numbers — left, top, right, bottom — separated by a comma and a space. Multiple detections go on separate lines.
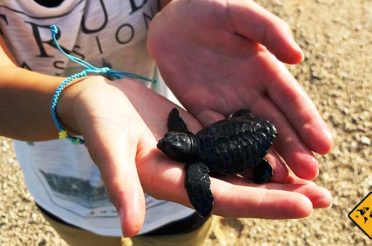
62, 76, 331, 236
148, 0, 332, 180
64, 0, 334, 236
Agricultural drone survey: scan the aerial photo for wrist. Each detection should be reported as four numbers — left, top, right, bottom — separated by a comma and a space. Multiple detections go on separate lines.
56, 75, 106, 136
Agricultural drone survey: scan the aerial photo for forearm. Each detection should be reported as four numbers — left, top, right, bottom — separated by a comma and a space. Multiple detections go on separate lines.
0, 65, 64, 141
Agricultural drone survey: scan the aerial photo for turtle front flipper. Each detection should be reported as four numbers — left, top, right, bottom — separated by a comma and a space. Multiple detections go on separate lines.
185, 162, 214, 217
229, 109, 255, 120
253, 159, 273, 184
167, 108, 191, 134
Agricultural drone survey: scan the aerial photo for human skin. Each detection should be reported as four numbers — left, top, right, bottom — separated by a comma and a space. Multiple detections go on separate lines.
0, 0, 332, 237
147, 0, 333, 181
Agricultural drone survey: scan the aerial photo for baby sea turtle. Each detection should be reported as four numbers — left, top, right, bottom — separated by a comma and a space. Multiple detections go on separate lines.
157, 108, 277, 217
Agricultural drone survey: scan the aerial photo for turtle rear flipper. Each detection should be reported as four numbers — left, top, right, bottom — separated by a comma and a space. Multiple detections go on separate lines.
253, 159, 273, 184
185, 162, 214, 217
167, 108, 191, 134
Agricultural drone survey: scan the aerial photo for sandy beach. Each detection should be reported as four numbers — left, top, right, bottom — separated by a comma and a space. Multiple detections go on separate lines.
0, 0, 371, 245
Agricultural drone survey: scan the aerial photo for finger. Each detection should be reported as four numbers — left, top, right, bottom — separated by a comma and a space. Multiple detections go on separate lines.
195, 109, 225, 126
249, 93, 319, 180
285, 176, 333, 208
266, 60, 333, 154
218, 176, 332, 209
227, 0, 303, 64
265, 149, 289, 182
258, 183, 332, 209
212, 178, 313, 218
83, 121, 146, 237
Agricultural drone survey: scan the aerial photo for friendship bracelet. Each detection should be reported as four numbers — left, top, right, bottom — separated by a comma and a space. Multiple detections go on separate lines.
49, 25, 157, 144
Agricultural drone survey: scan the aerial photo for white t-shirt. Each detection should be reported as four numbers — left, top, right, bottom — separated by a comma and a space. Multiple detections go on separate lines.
0, 0, 193, 236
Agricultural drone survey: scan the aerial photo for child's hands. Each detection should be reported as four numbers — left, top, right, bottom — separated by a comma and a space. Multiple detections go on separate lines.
58, 76, 331, 237
148, 0, 333, 181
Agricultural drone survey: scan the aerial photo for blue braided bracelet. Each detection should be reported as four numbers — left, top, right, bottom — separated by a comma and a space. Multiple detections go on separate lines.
49, 25, 157, 144
50, 70, 87, 144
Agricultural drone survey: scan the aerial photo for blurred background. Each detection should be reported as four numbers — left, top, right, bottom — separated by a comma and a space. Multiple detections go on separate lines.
0, 0, 371, 245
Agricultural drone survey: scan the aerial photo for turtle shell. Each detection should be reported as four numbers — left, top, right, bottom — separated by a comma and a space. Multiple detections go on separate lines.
195, 116, 277, 174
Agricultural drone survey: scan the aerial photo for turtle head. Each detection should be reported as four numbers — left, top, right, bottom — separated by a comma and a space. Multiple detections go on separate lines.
157, 132, 197, 162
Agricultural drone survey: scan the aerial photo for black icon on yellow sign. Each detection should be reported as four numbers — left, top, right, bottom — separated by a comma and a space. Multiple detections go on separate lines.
349, 192, 372, 239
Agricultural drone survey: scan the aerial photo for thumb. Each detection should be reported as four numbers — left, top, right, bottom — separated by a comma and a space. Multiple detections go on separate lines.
228, 0, 304, 64
84, 123, 146, 237
58, 76, 147, 236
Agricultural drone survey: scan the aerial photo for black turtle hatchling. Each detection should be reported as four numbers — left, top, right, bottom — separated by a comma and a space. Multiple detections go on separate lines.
157, 108, 277, 217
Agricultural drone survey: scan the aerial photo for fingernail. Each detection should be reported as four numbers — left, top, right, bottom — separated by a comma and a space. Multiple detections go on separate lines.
320, 126, 334, 154
323, 127, 333, 143
288, 35, 304, 62
315, 189, 333, 208
119, 208, 128, 237
293, 41, 304, 61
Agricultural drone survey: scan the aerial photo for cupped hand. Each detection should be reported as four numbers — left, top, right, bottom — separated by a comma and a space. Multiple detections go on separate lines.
58, 76, 331, 237
148, 0, 333, 180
